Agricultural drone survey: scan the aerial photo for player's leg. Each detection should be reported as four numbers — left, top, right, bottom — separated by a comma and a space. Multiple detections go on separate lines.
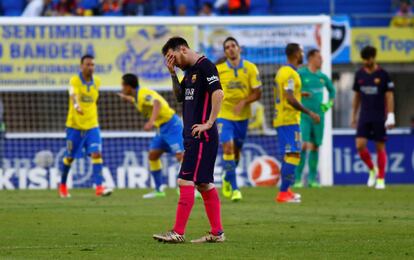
153, 140, 197, 243
143, 149, 166, 199
153, 176, 194, 243
308, 143, 320, 188
373, 121, 387, 189
191, 139, 224, 243
217, 119, 236, 199
295, 116, 311, 187
308, 118, 324, 188
191, 183, 225, 243
276, 125, 301, 203
59, 128, 82, 198
85, 128, 111, 196
356, 122, 377, 187
229, 119, 249, 201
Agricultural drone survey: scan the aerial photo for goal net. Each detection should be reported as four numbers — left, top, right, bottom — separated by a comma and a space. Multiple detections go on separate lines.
0, 16, 332, 190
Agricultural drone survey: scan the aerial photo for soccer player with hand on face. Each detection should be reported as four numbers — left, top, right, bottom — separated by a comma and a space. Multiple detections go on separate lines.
351, 46, 395, 190
153, 37, 225, 243
118, 73, 184, 199
274, 43, 320, 203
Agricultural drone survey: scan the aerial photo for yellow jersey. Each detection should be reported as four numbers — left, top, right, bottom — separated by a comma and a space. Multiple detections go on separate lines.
134, 87, 175, 128
216, 59, 262, 121
66, 73, 101, 130
273, 65, 302, 127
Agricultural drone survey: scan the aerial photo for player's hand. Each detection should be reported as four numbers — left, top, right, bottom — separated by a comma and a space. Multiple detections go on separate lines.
302, 92, 311, 98
309, 111, 320, 124
165, 53, 176, 75
74, 104, 83, 115
144, 121, 154, 131
385, 112, 395, 129
321, 100, 334, 113
233, 100, 246, 116
117, 93, 135, 103
191, 122, 212, 138
351, 118, 357, 129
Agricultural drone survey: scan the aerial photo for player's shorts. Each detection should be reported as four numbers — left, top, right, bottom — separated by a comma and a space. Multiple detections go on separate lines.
178, 138, 219, 184
276, 124, 301, 155
301, 113, 325, 146
65, 127, 102, 158
150, 114, 184, 154
217, 118, 249, 148
356, 120, 387, 142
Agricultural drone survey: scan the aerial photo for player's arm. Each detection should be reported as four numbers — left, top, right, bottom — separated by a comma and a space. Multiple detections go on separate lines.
351, 74, 361, 128
351, 93, 361, 129
284, 78, 320, 123
144, 99, 161, 131
385, 75, 396, 129
192, 89, 224, 138
165, 53, 184, 103
234, 65, 262, 115
69, 81, 83, 115
321, 76, 336, 112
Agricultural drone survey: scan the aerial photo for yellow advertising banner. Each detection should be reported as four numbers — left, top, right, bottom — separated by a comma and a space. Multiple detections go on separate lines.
352, 28, 414, 62
0, 25, 194, 89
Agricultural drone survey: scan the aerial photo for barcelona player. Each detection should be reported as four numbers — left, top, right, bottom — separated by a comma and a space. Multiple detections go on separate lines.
118, 73, 184, 198
351, 46, 395, 189
58, 54, 112, 198
274, 43, 320, 203
153, 37, 224, 243
294, 49, 336, 188
216, 37, 262, 202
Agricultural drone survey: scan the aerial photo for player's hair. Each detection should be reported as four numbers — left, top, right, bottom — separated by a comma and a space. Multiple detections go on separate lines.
222, 36, 239, 50
285, 43, 301, 58
80, 54, 94, 64
203, 2, 213, 9
307, 49, 320, 60
360, 45, 377, 60
162, 37, 190, 56
122, 73, 139, 89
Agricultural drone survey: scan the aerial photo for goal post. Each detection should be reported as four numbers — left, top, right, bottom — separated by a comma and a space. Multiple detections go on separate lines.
0, 16, 333, 189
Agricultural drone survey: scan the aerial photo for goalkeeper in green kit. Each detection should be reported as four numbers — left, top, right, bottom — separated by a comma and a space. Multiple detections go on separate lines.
294, 49, 336, 188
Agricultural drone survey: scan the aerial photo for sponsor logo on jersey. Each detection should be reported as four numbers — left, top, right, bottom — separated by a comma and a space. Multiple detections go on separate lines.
207, 75, 219, 85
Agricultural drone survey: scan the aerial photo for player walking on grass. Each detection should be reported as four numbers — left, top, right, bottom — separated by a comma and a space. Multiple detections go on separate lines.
153, 37, 225, 243
294, 49, 336, 188
118, 73, 184, 199
274, 43, 320, 203
216, 37, 262, 202
59, 54, 112, 198
351, 46, 395, 190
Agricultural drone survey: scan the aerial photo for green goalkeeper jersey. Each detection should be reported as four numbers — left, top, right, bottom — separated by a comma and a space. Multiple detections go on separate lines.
298, 67, 336, 115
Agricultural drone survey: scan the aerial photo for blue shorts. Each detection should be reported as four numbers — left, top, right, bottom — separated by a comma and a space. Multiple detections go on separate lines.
65, 127, 102, 158
150, 114, 184, 154
217, 118, 249, 148
276, 124, 301, 155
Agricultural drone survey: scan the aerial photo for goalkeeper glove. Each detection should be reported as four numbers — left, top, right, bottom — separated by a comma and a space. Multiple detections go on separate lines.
321, 100, 334, 113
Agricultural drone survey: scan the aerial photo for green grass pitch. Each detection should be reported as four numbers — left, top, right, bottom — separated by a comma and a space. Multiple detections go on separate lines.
1, 186, 414, 259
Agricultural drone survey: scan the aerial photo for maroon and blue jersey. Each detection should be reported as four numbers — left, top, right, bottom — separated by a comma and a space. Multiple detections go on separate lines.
353, 67, 394, 123
179, 56, 222, 141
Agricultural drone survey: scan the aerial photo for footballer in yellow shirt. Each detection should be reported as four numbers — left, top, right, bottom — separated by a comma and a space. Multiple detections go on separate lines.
274, 43, 320, 203
59, 54, 112, 199
216, 37, 262, 201
119, 73, 184, 199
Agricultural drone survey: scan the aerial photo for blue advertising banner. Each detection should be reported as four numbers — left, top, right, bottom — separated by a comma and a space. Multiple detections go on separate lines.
333, 133, 414, 185
0, 134, 282, 190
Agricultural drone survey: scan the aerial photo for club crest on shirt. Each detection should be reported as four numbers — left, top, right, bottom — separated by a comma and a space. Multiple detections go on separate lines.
320, 79, 325, 85
374, 78, 381, 85
191, 74, 197, 83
